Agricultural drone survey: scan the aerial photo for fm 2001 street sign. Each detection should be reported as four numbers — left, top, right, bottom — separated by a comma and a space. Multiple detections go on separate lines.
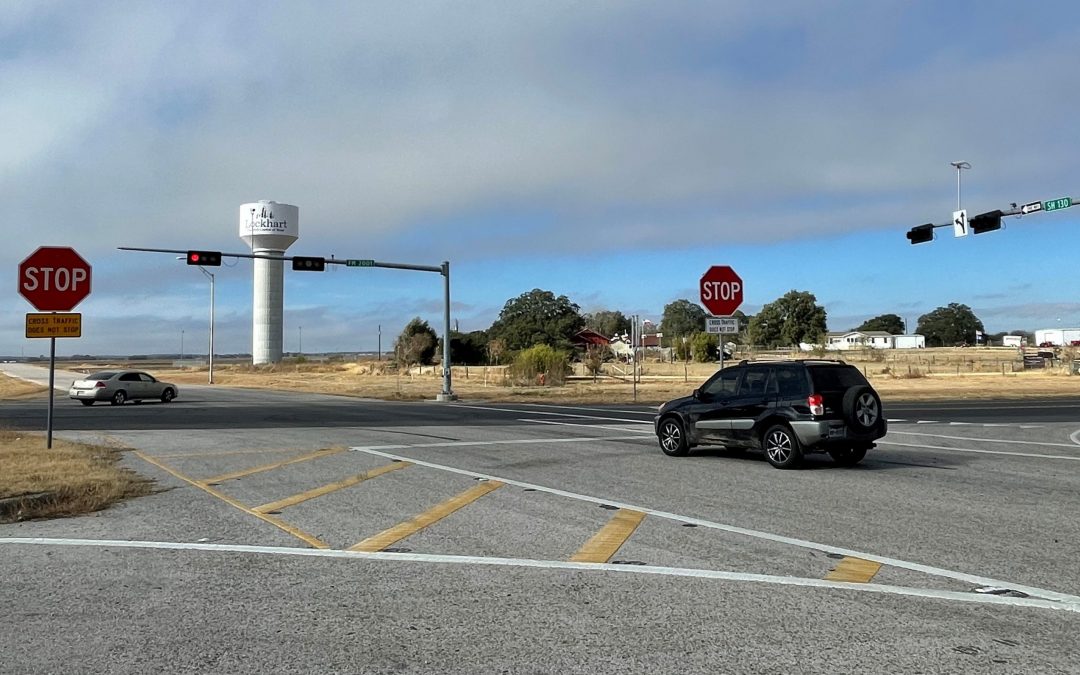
700, 266, 743, 316
18, 246, 93, 311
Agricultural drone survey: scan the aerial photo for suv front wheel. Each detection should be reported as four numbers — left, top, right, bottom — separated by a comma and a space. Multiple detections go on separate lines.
762, 424, 803, 469
657, 417, 690, 457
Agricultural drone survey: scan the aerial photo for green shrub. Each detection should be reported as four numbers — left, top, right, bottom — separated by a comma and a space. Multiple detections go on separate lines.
508, 344, 570, 386
691, 332, 719, 362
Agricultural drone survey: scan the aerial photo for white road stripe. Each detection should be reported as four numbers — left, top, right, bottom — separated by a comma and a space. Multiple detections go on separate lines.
347, 436, 646, 453
888, 430, 1080, 449
2, 537, 1075, 614
523, 419, 654, 434
880, 440, 1080, 462
348, 447, 1080, 605
517, 403, 658, 416
454, 403, 651, 424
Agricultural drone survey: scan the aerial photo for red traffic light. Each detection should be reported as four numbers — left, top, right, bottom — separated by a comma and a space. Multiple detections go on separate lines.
186, 250, 222, 266
291, 256, 326, 271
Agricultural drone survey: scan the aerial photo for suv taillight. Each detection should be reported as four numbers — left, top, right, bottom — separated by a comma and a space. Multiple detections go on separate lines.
808, 393, 824, 416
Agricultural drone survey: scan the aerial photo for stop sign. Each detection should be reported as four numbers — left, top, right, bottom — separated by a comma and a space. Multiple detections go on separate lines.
699, 265, 743, 316
18, 246, 93, 311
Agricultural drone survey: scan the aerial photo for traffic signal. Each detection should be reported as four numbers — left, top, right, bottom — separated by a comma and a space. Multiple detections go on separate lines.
905, 224, 935, 245
186, 250, 222, 266
291, 256, 326, 271
970, 209, 1003, 234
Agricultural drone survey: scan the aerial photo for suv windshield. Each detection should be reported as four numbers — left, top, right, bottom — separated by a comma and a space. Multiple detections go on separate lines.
807, 365, 867, 390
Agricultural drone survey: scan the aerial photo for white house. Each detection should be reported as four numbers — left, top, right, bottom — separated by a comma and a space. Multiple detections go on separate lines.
823, 331, 925, 350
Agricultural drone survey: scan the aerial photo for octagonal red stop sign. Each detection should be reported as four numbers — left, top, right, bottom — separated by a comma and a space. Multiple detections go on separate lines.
18, 246, 93, 311
699, 265, 743, 316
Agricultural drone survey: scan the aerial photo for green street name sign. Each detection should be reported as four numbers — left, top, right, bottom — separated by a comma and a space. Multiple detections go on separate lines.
1043, 197, 1072, 212
346, 259, 375, 267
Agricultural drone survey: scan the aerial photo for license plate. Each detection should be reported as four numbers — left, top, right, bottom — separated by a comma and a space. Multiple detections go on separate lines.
828, 427, 845, 439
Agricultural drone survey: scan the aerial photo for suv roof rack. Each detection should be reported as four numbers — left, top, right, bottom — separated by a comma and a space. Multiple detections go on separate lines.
735, 358, 848, 366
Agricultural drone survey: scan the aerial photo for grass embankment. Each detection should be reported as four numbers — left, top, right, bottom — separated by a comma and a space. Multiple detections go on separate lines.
0, 374, 154, 523
0, 374, 47, 399
0, 430, 154, 523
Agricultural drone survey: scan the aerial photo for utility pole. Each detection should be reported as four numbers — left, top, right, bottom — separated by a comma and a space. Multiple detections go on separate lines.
378, 324, 382, 361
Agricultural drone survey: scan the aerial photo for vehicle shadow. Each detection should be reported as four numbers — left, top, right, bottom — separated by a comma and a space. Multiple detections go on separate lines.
686, 445, 960, 471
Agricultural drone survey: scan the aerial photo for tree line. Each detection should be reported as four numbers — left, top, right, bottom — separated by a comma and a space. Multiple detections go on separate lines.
394, 288, 1012, 367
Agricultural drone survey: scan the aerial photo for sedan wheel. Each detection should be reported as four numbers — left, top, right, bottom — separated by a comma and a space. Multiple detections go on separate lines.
111, 390, 127, 406
161, 388, 175, 403
80, 400, 94, 407
762, 424, 803, 469
658, 418, 690, 457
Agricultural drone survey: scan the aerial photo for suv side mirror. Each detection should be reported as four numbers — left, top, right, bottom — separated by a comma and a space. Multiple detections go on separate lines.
692, 387, 702, 400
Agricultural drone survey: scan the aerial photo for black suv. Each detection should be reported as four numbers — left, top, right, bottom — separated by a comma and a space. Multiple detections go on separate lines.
654, 360, 886, 469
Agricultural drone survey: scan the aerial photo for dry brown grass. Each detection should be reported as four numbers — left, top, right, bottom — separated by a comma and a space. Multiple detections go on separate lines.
0, 373, 47, 400
0, 430, 154, 523
147, 347, 1080, 404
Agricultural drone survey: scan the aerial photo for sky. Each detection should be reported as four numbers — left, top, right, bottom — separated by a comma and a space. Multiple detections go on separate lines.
3, 1, 1080, 358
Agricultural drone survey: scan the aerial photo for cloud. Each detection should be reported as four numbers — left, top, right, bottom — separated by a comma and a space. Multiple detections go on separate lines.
4, 2, 1078, 263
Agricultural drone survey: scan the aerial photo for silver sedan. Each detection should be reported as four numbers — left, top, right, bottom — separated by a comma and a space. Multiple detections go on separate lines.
69, 370, 179, 406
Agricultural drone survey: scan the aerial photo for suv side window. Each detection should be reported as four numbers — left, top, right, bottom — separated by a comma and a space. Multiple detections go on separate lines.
807, 365, 868, 391
775, 367, 809, 398
701, 368, 741, 398
738, 366, 773, 397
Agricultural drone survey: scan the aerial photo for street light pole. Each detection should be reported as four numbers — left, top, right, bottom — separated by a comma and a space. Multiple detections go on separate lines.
950, 161, 971, 211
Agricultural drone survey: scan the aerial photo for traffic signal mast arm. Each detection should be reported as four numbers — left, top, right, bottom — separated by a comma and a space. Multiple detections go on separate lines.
118, 246, 444, 274
905, 195, 1076, 244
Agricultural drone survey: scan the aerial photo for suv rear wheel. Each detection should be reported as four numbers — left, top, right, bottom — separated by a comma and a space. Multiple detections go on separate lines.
763, 424, 803, 469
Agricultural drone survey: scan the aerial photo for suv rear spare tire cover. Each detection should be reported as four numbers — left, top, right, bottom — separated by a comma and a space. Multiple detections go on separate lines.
842, 385, 881, 432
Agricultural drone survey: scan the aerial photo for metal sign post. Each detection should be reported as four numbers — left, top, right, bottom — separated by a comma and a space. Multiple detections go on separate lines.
19, 247, 92, 449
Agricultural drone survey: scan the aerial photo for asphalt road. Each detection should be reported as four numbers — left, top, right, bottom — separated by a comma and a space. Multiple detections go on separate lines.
2, 366, 1080, 673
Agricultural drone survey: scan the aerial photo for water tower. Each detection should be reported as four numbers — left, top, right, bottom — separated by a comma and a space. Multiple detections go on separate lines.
239, 201, 299, 364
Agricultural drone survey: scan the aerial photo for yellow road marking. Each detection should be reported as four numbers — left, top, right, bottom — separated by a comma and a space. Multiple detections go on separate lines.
570, 509, 646, 563
825, 556, 883, 583
253, 462, 412, 513
349, 480, 504, 552
132, 451, 329, 550
201, 447, 346, 484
